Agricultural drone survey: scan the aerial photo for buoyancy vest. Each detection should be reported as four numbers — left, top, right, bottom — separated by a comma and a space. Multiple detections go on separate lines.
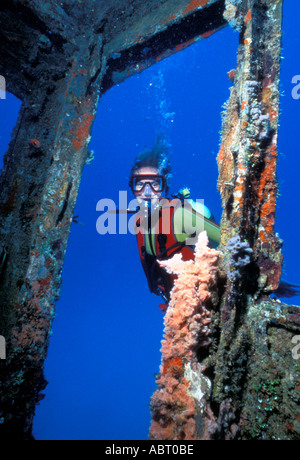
135, 198, 220, 301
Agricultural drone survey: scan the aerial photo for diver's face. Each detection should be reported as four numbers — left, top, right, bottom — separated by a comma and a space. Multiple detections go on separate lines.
131, 166, 165, 204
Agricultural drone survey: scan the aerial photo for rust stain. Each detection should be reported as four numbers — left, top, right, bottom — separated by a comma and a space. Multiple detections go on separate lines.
162, 13, 176, 24
257, 145, 277, 241
201, 29, 215, 39
162, 0, 211, 22
257, 146, 277, 203
218, 144, 225, 162
259, 230, 267, 243
241, 101, 248, 111
174, 37, 197, 53
39, 274, 52, 294
70, 112, 95, 151
244, 10, 252, 24
183, 0, 210, 15
45, 258, 52, 267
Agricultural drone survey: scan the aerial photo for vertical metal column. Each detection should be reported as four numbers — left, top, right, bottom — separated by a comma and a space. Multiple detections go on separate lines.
218, 0, 283, 293
0, 35, 105, 439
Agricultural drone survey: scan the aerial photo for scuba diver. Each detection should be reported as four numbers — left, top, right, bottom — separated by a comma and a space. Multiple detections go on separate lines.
128, 136, 220, 310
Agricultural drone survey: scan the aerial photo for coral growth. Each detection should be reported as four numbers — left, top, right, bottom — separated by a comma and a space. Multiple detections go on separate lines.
227, 69, 236, 83
220, 235, 253, 324
149, 232, 220, 440
226, 235, 253, 281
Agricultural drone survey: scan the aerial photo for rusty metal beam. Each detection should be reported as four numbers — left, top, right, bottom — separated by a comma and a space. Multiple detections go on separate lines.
0, 0, 226, 99
208, 0, 300, 440
0, 32, 105, 439
101, 0, 227, 92
218, 0, 283, 292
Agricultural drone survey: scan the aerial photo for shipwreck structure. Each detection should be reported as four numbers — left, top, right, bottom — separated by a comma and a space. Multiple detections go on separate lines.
0, 0, 299, 440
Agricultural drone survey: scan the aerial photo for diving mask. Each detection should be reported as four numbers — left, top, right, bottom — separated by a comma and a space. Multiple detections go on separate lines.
130, 174, 166, 193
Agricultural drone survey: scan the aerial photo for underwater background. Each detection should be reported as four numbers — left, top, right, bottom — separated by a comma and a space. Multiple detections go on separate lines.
0, 0, 299, 440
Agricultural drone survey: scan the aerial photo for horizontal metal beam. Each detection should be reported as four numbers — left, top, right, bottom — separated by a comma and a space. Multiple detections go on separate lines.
101, 0, 227, 92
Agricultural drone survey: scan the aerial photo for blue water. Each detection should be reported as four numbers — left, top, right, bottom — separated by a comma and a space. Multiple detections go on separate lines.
0, 1, 299, 440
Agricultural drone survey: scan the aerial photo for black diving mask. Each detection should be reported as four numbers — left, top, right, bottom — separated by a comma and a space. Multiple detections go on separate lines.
130, 174, 166, 193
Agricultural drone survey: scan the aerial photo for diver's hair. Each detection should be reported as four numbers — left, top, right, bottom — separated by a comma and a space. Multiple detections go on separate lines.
129, 134, 172, 194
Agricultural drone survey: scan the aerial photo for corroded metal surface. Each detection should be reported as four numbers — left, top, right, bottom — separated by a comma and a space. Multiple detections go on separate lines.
0, 29, 105, 439
208, 0, 300, 440
218, 0, 283, 293
101, 0, 227, 91
0, 0, 226, 99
